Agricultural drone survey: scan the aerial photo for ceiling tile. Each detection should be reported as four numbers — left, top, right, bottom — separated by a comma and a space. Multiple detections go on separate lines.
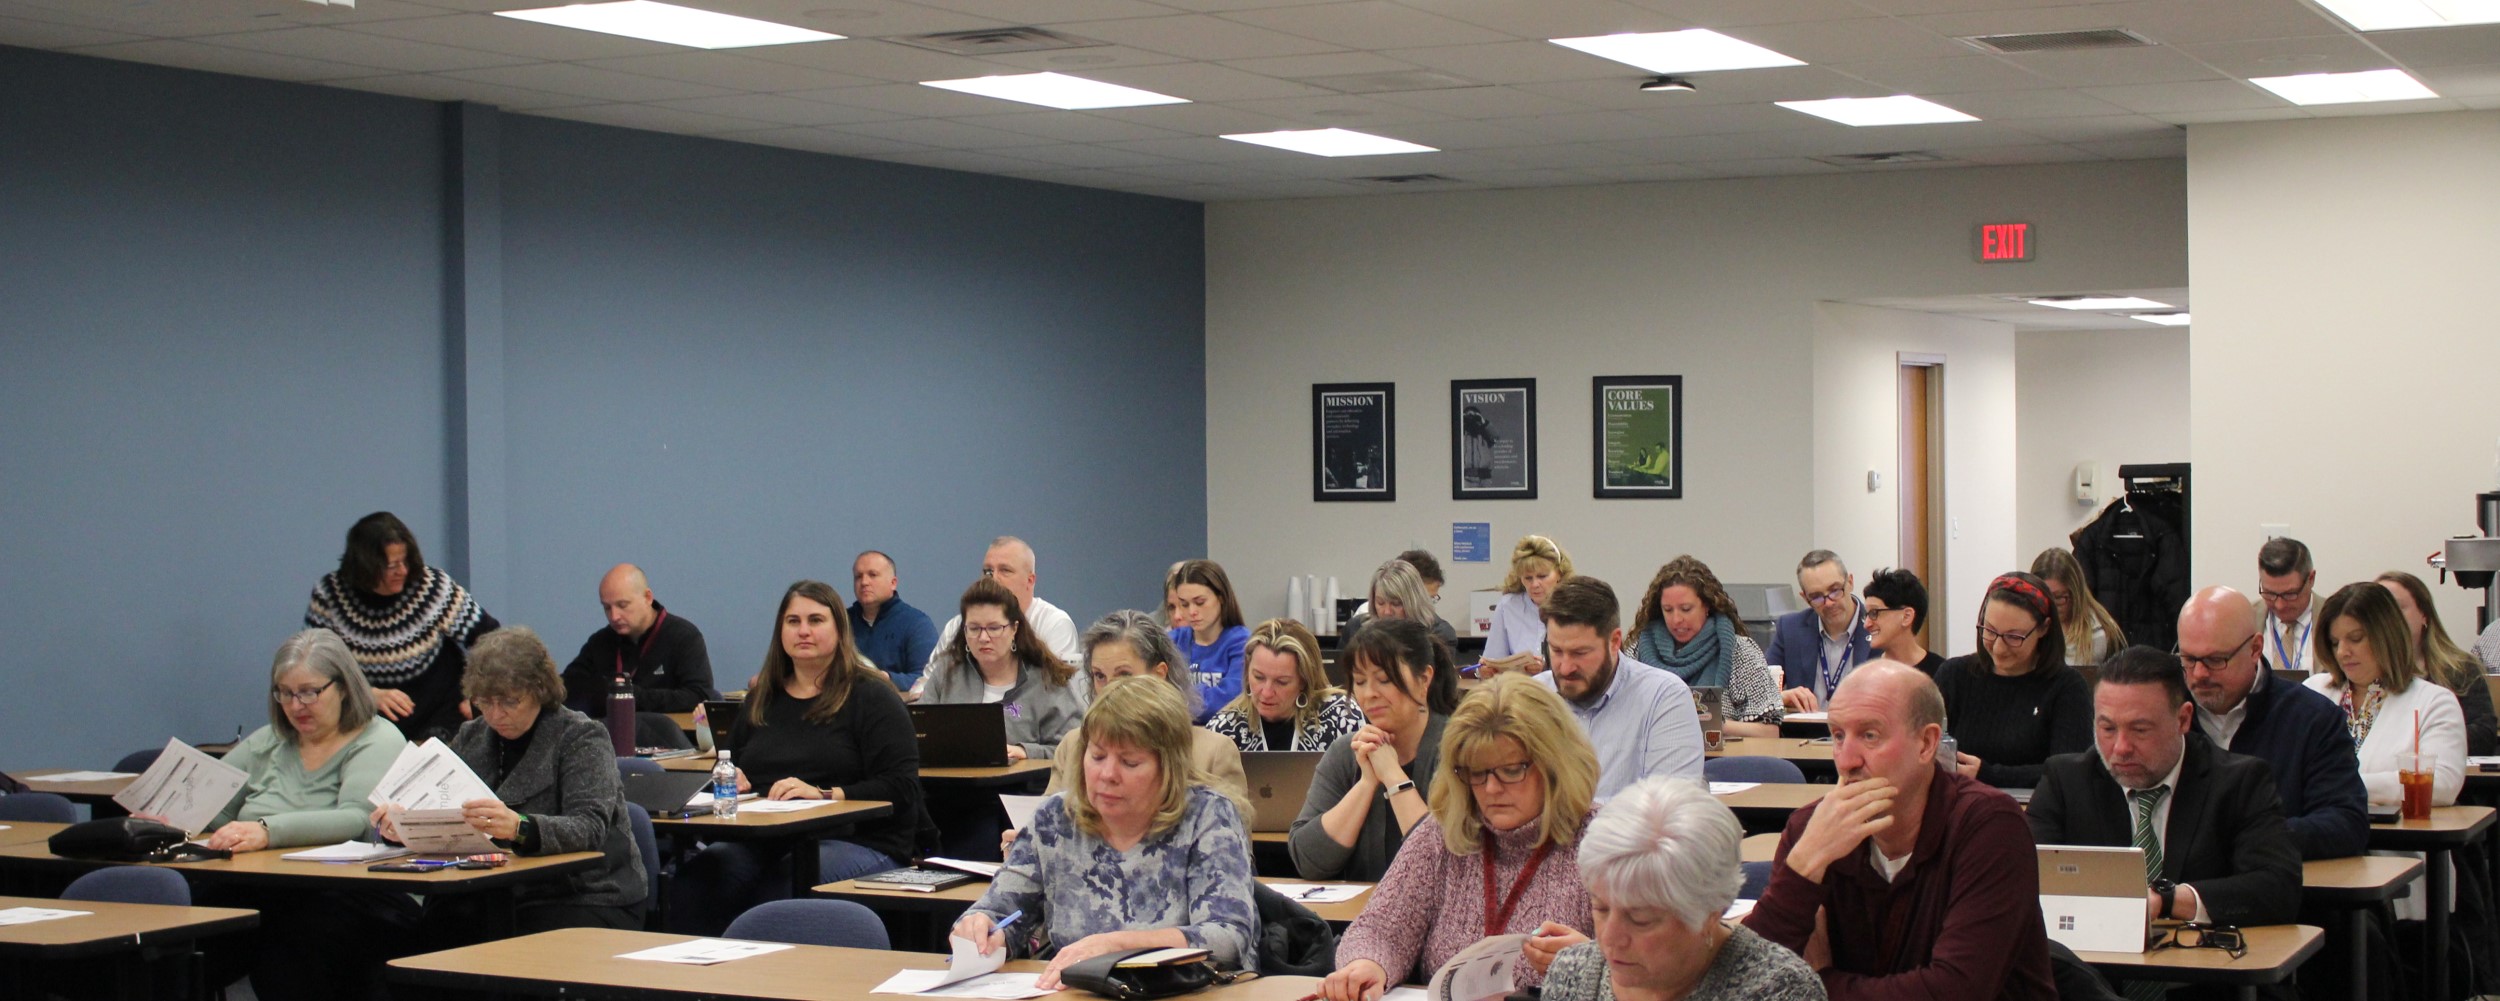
1828, 55, 2059, 94
1114, 160, 1302, 184
2414, 62, 2500, 98
2152, 107, 2309, 125
1215, 92, 1457, 126
694, 0, 1002, 38
64, 38, 384, 81
2299, 96, 2464, 116
1371, 117, 1555, 149
1601, 131, 1793, 160
1100, 134, 1293, 162
2001, 113, 2177, 142
1938, 143, 2100, 165
2091, 0, 2349, 46
442, 63, 736, 102
1929, 85, 2131, 118
2174, 35, 2392, 78
1075, 14, 1345, 60
1465, 142, 1652, 167
1729, 17, 1976, 63
1626, 0, 1883, 28
324, 72, 598, 110
734, 126, 934, 156
986, 142, 1188, 167
2080, 79, 2278, 114
1479, 109, 1658, 142
1618, 102, 1820, 135
1740, 120, 2050, 156
1459, 167, 1619, 188
196, 26, 532, 74
1998, 45, 2230, 87
835, 116, 1065, 148
1680, 155, 1846, 177
0, 13, 148, 48
734, 37, 1021, 82
574, 52, 882, 92
869, 147, 1067, 172
976, 44, 1193, 71
1080, 98, 1304, 133
2073, 135, 2187, 159
779, 81, 1027, 117
1421, 0, 1689, 40
1086, 60, 1335, 100
649, 93, 907, 126
1843, 0, 2081, 15
910, 0, 1185, 22
530, 102, 776, 135
1511, 67, 1869, 111
947, 110, 1194, 142
1899, 4, 2145, 38
0, 0, 449, 37
1139, 0, 1346, 14
2369, 24, 2500, 69
1370, 85, 1591, 118
1220, 50, 1421, 78
1387, 40, 1625, 85
341, 13, 685, 62
1575, 161, 1711, 182
1221, 2, 1510, 50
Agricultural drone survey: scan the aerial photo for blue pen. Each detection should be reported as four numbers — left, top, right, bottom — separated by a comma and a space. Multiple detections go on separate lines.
995, 909, 1024, 934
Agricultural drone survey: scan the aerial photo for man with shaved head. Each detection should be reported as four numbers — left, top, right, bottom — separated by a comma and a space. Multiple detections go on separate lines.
1745, 661, 2053, 1000
560, 564, 717, 717
2178, 585, 2366, 859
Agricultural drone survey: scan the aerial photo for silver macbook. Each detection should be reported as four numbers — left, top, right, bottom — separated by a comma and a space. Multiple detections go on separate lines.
2037, 845, 2150, 954
1240, 751, 1324, 833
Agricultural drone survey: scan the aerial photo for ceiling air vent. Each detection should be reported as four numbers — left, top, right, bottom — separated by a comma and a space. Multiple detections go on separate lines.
1352, 174, 1462, 185
1811, 151, 1949, 166
892, 27, 1106, 56
1959, 28, 2153, 55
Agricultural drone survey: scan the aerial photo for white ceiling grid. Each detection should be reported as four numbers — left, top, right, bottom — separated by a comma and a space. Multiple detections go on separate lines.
2, 0, 2493, 201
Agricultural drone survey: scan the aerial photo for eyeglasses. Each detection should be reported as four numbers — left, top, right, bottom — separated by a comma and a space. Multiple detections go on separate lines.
965, 623, 1016, 639
1803, 585, 1851, 607
1862, 605, 1909, 623
472, 695, 531, 713
2174, 635, 2258, 674
271, 680, 336, 706
2257, 587, 2306, 603
1458, 761, 1536, 788
1979, 624, 2034, 649
2152, 922, 2245, 960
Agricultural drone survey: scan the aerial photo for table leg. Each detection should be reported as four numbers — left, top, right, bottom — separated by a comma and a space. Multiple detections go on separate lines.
792, 838, 822, 895
2237, 986, 2255, 1001
2351, 907, 2369, 1001
2428, 848, 2453, 999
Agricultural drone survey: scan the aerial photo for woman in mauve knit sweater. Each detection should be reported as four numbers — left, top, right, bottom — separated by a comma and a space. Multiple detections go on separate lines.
1321, 675, 1601, 999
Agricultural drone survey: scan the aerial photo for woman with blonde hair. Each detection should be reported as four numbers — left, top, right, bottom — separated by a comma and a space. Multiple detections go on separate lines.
1321, 674, 1600, 1000
1480, 535, 1573, 676
2375, 571, 2498, 756
2030, 547, 2124, 667
1346, 559, 1458, 643
957, 676, 1260, 990
1206, 618, 1367, 752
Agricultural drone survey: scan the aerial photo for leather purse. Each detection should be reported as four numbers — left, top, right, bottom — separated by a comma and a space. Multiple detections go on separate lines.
48, 817, 232, 863
1057, 947, 1245, 1001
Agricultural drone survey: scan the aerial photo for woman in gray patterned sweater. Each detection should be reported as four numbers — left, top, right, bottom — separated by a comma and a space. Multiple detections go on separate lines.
955, 675, 1260, 991
1541, 777, 1823, 1001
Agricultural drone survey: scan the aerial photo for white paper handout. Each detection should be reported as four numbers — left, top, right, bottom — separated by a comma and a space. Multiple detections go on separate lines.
615, 938, 795, 965
1263, 882, 1368, 904
998, 794, 1045, 832
1426, 933, 1528, 1001
1384, 988, 1431, 1001
735, 799, 838, 814
281, 840, 414, 863
367, 739, 496, 811
389, 808, 502, 854
113, 738, 249, 833
0, 907, 90, 926
924, 857, 1004, 878
870, 935, 1050, 999
28, 771, 136, 783
1784, 712, 1830, 724
1723, 899, 1758, 920
1706, 782, 1760, 795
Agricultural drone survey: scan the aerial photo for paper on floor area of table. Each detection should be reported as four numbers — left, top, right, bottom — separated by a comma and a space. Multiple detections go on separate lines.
0, 907, 91, 926
615, 938, 796, 965
999, 794, 1045, 832
27, 771, 136, 782
367, 739, 495, 811
113, 737, 248, 833
1706, 782, 1760, 794
870, 935, 1029, 996
735, 799, 838, 813
1264, 882, 1368, 903
281, 840, 413, 863
925, 857, 1004, 878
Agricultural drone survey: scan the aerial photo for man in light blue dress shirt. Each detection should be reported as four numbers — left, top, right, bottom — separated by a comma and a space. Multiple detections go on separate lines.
1533, 576, 1707, 799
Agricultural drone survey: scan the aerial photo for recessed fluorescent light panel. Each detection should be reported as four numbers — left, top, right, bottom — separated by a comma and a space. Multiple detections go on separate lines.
2030, 296, 2175, 310
1548, 29, 1805, 74
1220, 128, 1437, 157
1777, 95, 1978, 126
2312, 0, 2500, 31
920, 72, 1187, 110
2133, 313, 2192, 326
494, 1, 841, 49
2250, 68, 2439, 106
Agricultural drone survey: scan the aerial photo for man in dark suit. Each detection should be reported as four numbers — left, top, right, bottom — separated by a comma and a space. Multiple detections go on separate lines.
2176, 585, 2367, 860
1764, 549, 1873, 712
2029, 646, 2301, 940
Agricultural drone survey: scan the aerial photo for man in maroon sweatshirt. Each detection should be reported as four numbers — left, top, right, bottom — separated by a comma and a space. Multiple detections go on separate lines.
1743, 660, 2055, 1000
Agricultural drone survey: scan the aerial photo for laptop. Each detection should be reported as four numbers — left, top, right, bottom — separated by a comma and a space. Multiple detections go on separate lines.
2037, 845, 2151, 953
1692, 686, 1725, 752
910, 703, 1010, 768
1240, 751, 1324, 833
620, 770, 721, 820
701, 699, 741, 754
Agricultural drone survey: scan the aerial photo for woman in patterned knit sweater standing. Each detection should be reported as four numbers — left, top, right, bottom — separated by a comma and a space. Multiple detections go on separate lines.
305, 511, 497, 742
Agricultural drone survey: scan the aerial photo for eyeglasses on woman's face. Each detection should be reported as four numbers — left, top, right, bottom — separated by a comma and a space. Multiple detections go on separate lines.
271, 680, 336, 706
1457, 760, 1536, 788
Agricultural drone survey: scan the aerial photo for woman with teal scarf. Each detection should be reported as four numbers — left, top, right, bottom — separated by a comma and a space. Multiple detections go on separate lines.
1629, 557, 1783, 737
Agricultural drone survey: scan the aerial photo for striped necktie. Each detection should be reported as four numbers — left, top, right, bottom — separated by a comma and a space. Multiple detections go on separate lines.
2127, 786, 2172, 1001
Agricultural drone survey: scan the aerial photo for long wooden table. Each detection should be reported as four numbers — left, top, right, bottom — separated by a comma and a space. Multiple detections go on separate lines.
647, 799, 893, 892
0, 822, 69, 848
917, 759, 1056, 787
7, 770, 138, 810
391, 927, 1321, 1000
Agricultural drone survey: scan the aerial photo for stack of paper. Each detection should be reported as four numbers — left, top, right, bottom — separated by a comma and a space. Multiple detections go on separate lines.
369, 739, 502, 853
27, 771, 135, 783
1426, 933, 1527, 1001
1706, 782, 1760, 795
870, 936, 1051, 999
924, 857, 1003, 878
616, 938, 795, 965
114, 738, 248, 833
281, 841, 414, 863
0, 907, 90, 926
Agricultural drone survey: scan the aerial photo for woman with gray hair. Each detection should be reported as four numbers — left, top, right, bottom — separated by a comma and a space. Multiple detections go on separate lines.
1539, 777, 1821, 1001
374, 626, 648, 935
1344, 559, 1458, 643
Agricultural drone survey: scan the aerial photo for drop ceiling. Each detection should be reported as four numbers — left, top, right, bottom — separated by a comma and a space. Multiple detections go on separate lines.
4, 0, 2494, 202
1850, 287, 2191, 329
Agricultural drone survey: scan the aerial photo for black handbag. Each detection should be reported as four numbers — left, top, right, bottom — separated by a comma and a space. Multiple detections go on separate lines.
1057, 947, 1247, 1001
48, 817, 232, 863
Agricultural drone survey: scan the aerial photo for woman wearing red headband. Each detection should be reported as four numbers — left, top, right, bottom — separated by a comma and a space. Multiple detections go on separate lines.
1934, 572, 2093, 788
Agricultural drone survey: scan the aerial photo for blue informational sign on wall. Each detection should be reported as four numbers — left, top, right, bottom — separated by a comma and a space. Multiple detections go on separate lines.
1452, 522, 1492, 563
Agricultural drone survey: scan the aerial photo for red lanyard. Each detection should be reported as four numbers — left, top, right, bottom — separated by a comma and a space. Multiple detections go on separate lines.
616, 609, 669, 679
1481, 841, 1555, 937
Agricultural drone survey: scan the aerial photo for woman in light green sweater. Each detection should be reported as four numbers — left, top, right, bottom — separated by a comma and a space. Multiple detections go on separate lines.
195, 628, 410, 1001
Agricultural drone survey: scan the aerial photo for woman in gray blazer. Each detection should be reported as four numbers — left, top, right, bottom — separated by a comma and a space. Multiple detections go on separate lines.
376, 626, 649, 933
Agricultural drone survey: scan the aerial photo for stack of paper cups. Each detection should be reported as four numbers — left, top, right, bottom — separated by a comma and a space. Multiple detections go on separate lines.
1287, 576, 1308, 628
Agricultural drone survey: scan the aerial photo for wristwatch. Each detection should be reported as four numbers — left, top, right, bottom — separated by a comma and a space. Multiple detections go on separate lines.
2152, 879, 2177, 920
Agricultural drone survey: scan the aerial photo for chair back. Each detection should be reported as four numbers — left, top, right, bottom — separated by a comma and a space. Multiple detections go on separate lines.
0, 793, 78, 823
1738, 860, 1772, 901
64, 866, 190, 906
723, 899, 890, 949
626, 802, 661, 926
1703, 755, 1806, 784
114, 749, 163, 775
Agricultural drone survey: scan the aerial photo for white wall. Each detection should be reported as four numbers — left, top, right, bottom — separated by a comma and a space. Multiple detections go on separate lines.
2015, 328, 2191, 560
1205, 161, 2185, 634
2189, 111, 2500, 640
1813, 303, 2018, 657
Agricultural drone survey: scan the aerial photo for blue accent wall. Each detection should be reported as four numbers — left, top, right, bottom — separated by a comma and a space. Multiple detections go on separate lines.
0, 44, 1206, 770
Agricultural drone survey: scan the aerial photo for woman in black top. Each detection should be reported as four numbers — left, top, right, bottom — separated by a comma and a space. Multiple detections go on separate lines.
668, 580, 936, 935
1935, 572, 2091, 789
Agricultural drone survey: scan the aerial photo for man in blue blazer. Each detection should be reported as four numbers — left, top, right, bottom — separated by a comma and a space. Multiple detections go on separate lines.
2179, 586, 2368, 860
1763, 549, 1873, 712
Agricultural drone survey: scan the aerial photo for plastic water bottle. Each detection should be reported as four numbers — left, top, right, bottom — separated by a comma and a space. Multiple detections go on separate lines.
710, 750, 738, 819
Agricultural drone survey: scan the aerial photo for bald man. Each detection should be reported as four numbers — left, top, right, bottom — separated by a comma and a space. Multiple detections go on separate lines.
2179, 586, 2367, 860
560, 564, 717, 717
1745, 661, 2054, 1001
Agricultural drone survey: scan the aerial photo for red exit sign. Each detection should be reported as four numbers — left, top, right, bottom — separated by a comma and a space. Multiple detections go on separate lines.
1976, 222, 2034, 262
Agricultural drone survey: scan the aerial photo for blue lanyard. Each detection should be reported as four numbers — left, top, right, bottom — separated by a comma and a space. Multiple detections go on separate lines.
2272, 617, 2310, 673
1819, 633, 1853, 697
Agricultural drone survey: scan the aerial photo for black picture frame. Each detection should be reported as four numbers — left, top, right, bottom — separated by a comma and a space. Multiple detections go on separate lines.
1592, 375, 1683, 499
1312, 383, 1396, 502
1449, 379, 1536, 500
